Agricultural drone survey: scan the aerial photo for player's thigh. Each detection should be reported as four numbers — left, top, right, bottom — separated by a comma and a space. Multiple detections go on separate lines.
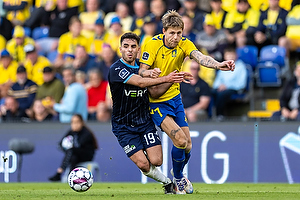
145, 145, 163, 166
161, 115, 187, 147
129, 150, 150, 171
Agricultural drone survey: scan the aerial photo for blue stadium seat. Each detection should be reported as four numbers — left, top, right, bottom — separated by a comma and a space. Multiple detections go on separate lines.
32, 27, 49, 40
47, 50, 58, 63
23, 27, 32, 37
256, 62, 282, 87
230, 64, 255, 110
236, 45, 258, 70
259, 45, 286, 68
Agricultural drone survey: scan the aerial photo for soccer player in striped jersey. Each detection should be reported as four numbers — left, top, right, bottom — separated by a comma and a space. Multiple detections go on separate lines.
139, 10, 235, 194
108, 32, 190, 194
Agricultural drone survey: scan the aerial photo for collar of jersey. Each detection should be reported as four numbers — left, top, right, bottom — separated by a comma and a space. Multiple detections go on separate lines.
163, 35, 174, 50
120, 58, 139, 68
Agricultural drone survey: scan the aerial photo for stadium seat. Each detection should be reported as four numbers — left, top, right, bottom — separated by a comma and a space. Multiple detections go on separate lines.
23, 27, 32, 37
236, 45, 258, 70
256, 62, 282, 87
230, 64, 254, 109
259, 45, 286, 68
47, 50, 58, 63
32, 27, 49, 40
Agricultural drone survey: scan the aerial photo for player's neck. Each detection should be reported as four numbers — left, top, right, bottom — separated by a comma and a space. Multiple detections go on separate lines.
121, 58, 135, 66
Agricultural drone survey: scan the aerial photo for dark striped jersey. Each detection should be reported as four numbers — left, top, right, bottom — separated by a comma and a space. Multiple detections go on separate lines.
108, 58, 151, 126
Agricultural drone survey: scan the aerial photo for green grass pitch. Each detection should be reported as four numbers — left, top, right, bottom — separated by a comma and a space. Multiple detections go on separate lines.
1, 182, 300, 200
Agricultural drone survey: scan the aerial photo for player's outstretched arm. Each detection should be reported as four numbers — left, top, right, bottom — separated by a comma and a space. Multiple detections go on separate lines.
127, 70, 184, 88
148, 71, 193, 99
191, 50, 235, 71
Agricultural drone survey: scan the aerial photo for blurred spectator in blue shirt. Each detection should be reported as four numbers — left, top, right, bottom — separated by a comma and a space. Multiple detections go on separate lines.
46, 67, 88, 123
212, 47, 247, 118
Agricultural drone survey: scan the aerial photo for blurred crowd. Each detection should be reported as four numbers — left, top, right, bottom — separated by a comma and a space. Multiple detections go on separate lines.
0, 0, 300, 123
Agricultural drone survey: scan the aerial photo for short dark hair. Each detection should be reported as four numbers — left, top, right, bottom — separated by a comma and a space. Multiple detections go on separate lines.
224, 47, 236, 54
120, 32, 140, 46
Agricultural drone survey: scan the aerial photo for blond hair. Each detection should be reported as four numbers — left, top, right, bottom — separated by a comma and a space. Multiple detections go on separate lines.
161, 10, 184, 31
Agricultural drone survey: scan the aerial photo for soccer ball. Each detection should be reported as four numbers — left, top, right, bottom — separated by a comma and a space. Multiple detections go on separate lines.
68, 167, 93, 192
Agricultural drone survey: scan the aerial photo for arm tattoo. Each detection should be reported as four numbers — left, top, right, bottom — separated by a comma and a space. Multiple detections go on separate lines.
170, 128, 181, 138
191, 50, 219, 70
140, 69, 146, 77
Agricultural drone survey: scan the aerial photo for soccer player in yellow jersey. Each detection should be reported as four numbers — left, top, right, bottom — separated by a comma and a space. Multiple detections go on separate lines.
139, 10, 235, 194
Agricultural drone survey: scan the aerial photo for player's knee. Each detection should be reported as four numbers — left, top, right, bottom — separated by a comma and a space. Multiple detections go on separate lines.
175, 134, 188, 148
186, 143, 192, 152
150, 158, 163, 167
137, 160, 150, 172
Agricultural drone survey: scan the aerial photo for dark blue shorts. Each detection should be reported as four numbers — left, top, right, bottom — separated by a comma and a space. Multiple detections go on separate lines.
112, 120, 161, 157
149, 94, 188, 127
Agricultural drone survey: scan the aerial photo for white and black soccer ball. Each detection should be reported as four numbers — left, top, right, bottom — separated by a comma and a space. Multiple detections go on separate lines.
68, 167, 93, 192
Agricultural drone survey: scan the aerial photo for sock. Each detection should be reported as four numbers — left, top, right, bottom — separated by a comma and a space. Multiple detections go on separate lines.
172, 145, 185, 179
182, 151, 191, 171
143, 164, 171, 184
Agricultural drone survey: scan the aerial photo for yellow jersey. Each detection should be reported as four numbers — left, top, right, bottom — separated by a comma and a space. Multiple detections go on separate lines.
4, 0, 30, 23
224, 8, 260, 31
6, 37, 35, 63
57, 32, 91, 55
0, 60, 18, 84
103, 30, 124, 58
0, 35, 6, 52
24, 56, 52, 85
79, 11, 105, 39
140, 34, 198, 103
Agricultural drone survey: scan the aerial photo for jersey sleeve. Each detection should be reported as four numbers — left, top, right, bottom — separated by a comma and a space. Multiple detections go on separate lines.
139, 36, 160, 67
182, 38, 198, 58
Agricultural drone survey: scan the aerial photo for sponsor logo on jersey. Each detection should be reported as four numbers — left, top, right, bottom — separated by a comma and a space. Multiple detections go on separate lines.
172, 49, 177, 57
142, 52, 149, 61
123, 144, 136, 154
119, 68, 130, 79
124, 88, 147, 97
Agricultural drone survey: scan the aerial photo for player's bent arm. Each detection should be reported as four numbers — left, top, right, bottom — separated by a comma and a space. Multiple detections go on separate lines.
139, 63, 161, 78
148, 83, 173, 99
139, 63, 151, 77
191, 50, 220, 70
126, 71, 183, 88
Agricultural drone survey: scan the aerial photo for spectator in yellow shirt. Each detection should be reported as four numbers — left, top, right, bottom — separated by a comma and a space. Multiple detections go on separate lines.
0, 34, 6, 52
79, 0, 105, 39
209, 0, 227, 30
54, 16, 90, 68
104, 2, 133, 32
0, 49, 18, 85
6, 25, 35, 64
23, 44, 52, 86
90, 17, 106, 59
3, 0, 30, 26
223, 0, 260, 47
278, 4, 300, 57
103, 16, 124, 58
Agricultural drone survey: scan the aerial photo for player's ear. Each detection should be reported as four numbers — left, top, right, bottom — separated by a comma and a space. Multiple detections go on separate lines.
162, 28, 166, 34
